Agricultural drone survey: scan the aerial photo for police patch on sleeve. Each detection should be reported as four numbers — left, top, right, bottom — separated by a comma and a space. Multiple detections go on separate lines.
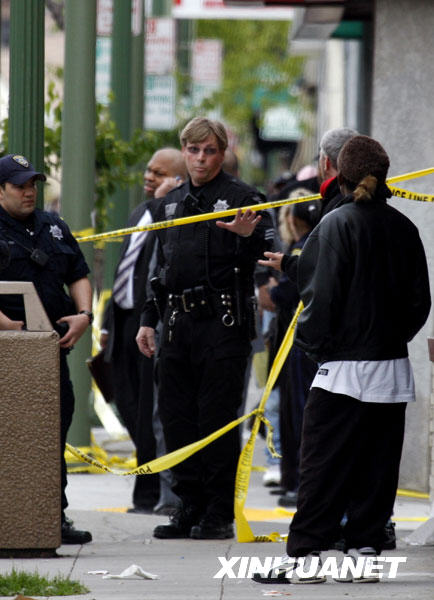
50, 224, 63, 240
213, 199, 229, 212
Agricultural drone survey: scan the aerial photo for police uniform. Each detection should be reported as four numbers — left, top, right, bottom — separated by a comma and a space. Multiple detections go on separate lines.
0, 205, 90, 520
141, 169, 274, 530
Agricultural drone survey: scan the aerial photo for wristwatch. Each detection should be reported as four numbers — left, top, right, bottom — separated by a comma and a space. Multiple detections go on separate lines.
79, 310, 94, 324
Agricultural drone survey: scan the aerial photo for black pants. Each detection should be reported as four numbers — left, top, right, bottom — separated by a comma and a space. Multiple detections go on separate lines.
60, 351, 74, 518
286, 387, 406, 556
112, 309, 159, 508
158, 311, 250, 522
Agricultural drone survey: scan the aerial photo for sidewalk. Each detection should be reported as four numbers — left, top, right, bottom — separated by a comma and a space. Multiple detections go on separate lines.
1, 426, 433, 600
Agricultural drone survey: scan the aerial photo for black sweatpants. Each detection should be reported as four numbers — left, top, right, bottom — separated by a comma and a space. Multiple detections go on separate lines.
158, 311, 250, 522
286, 387, 406, 556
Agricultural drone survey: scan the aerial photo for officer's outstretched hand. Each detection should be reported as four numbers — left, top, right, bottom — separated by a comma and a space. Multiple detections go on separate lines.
216, 208, 261, 237
136, 326, 156, 358
56, 314, 90, 349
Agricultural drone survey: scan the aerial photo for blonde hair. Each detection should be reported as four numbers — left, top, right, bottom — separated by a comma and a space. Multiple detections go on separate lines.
278, 187, 313, 245
180, 117, 228, 151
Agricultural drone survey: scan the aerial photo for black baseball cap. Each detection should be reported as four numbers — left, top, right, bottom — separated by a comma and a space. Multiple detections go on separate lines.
0, 154, 46, 185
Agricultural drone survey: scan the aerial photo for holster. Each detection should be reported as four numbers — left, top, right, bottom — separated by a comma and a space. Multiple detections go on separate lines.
150, 277, 167, 321
244, 295, 258, 340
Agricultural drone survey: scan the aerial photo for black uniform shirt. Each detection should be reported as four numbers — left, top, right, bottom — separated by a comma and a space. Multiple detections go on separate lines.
141, 170, 275, 328
0, 206, 90, 326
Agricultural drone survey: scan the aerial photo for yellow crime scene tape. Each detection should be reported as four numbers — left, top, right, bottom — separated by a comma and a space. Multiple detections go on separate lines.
234, 301, 304, 543
389, 186, 434, 202
66, 165, 433, 542
75, 165, 434, 245
66, 408, 271, 476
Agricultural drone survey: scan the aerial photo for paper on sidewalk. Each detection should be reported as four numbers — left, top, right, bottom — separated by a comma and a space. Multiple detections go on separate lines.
88, 564, 159, 580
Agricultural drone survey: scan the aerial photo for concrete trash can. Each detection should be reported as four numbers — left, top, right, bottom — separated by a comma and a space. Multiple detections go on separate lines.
0, 281, 61, 556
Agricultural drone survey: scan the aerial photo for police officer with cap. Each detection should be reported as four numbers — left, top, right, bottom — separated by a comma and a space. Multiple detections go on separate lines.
137, 117, 275, 540
0, 154, 93, 544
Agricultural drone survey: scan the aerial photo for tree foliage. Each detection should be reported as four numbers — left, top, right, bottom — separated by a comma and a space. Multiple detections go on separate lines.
0, 81, 179, 232
196, 19, 305, 135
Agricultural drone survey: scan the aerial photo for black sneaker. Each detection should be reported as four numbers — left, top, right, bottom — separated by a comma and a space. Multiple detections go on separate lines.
190, 517, 234, 539
61, 522, 92, 545
153, 506, 200, 539
277, 490, 298, 507
334, 521, 396, 552
127, 505, 154, 515
382, 520, 396, 550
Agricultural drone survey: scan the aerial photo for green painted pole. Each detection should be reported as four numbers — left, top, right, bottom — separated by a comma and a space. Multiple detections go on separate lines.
61, 0, 97, 447
152, 0, 172, 17
9, 0, 45, 208
130, 0, 145, 210
103, 0, 132, 289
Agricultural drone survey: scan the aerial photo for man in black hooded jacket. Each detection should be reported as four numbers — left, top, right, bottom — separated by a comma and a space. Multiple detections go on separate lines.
254, 135, 430, 585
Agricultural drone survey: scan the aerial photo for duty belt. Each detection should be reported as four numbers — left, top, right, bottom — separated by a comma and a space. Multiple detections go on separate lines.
167, 286, 235, 327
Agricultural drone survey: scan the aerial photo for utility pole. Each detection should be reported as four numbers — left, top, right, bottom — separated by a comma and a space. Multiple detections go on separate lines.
130, 0, 145, 210
61, 0, 97, 446
103, 0, 133, 289
9, 0, 45, 208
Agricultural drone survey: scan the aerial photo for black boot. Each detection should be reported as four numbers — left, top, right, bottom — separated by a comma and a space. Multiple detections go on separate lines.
153, 505, 200, 539
61, 520, 92, 545
190, 516, 234, 539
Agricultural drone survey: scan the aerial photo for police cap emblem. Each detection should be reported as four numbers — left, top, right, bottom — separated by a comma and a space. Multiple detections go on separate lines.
12, 155, 29, 168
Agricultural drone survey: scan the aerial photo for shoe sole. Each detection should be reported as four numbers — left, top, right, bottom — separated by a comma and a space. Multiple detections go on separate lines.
153, 528, 192, 539
61, 538, 92, 545
252, 572, 289, 584
290, 577, 327, 584
252, 573, 326, 585
190, 531, 234, 540
263, 481, 281, 487
334, 577, 380, 583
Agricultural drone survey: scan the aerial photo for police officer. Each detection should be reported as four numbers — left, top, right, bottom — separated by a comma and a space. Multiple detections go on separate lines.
136, 117, 274, 540
0, 154, 93, 545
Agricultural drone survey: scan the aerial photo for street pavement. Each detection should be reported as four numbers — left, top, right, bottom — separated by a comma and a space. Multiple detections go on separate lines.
1, 421, 433, 599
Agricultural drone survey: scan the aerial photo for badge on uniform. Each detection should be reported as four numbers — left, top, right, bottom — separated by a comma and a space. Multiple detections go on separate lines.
165, 203, 177, 218
50, 224, 63, 240
213, 199, 229, 212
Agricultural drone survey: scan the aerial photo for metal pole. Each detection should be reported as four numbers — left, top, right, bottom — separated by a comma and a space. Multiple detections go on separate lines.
9, 0, 45, 208
103, 0, 132, 289
61, 0, 97, 447
130, 0, 144, 210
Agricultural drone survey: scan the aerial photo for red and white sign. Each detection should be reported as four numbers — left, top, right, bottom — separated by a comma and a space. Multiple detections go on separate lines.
132, 0, 143, 36
191, 39, 222, 84
97, 0, 142, 36
173, 0, 294, 19
146, 18, 176, 75
97, 0, 113, 36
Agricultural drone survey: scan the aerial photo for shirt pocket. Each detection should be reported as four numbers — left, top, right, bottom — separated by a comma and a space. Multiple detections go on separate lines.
5, 241, 32, 278
47, 240, 76, 278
